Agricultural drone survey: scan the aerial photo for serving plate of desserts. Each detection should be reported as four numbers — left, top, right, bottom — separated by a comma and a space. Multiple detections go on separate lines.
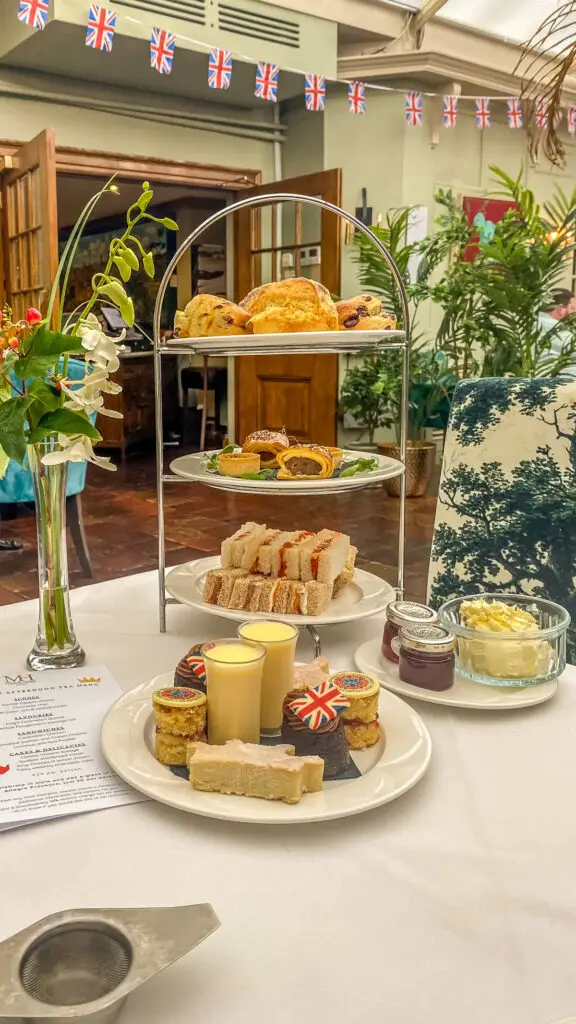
168, 281, 405, 355
170, 433, 403, 496
101, 657, 432, 825
165, 522, 394, 624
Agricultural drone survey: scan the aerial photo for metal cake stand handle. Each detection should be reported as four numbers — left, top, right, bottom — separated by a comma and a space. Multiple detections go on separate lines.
306, 625, 322, 658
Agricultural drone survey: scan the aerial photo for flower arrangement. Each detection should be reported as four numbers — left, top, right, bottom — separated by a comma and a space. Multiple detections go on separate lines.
0, 179, 178, 670
0, 179, 176, 475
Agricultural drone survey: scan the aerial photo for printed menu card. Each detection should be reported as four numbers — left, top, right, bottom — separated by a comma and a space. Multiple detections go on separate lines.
0, 664, 144, 830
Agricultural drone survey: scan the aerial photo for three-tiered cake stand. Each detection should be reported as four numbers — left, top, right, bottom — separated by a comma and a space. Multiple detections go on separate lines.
152, 193, 411, 634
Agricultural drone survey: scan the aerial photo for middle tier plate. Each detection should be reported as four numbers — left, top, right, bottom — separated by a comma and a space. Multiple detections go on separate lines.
165, 556, 394, 626
169, 449, 404, 496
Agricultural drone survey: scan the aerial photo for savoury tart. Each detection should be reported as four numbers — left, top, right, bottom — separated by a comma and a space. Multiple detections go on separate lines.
218, 451, 261, 477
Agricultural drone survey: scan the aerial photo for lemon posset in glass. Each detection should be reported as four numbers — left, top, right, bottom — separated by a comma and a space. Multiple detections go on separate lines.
202, 639, 266, 745
238, 621, 298, 733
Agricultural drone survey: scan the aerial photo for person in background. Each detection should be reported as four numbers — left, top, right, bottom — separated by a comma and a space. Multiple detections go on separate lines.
538, 289, 576, 376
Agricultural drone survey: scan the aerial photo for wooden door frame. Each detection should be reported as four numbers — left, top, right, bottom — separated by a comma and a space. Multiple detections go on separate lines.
0, 140, 262, 190
0, 139, 262, 307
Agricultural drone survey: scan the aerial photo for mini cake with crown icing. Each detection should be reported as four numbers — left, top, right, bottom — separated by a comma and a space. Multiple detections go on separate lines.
329, 671, 381, 750
153, 686, 207, 765
174, 643, 211, 694
281, 680, 351, 779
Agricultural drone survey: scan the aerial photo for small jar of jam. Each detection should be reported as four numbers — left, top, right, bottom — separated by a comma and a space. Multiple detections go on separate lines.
398, 624, 455, 691
382, 601, 438, 664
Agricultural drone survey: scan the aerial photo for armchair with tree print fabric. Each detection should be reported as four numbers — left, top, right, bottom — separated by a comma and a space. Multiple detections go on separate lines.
427, 377, 576, 659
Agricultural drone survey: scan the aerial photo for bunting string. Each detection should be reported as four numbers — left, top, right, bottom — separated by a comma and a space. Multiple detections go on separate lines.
15, 0, 576, 132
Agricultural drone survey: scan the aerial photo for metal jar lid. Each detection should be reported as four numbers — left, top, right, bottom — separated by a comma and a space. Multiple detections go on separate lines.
386, 601, 438, 628
399, 623, 455, 654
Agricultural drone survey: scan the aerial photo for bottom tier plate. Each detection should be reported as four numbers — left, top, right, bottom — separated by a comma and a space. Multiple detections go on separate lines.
165, 556, 394, 626
354, 637, 559, 710
101, 672, 432, 825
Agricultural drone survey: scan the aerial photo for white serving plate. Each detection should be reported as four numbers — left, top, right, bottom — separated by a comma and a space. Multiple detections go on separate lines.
169, 449, 404, 495
354, 637, 559, 710
163, 328, 406, 357
101, 672, 432, 825
165, 556, 394, 626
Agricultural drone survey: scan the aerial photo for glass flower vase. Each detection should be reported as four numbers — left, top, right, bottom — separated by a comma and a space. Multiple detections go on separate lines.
26, 444, 86, 671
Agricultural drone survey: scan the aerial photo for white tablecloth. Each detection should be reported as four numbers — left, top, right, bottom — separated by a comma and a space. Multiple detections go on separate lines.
1, 571, 574, 1024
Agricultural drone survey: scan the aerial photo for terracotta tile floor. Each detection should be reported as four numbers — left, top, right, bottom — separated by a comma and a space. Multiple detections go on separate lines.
0, 445, 437, 605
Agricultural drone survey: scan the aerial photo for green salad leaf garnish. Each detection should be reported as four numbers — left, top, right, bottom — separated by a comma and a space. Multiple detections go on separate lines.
241, 469, 276, 480
339, 457, 378, 478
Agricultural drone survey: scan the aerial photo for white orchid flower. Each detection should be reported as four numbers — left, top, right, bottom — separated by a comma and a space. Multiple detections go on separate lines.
41, 434, 116, 471
60, 373, 123, 419
76, 313, 125, 373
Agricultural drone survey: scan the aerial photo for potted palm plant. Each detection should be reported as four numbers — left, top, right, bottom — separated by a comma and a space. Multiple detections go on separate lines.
346, 208, 452, 495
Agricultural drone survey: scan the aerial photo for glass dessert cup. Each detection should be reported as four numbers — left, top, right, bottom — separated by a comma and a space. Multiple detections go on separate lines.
438, 593, 570, 687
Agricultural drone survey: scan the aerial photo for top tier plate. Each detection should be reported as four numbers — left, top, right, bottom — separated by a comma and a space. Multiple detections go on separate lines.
160, 328, 406, 357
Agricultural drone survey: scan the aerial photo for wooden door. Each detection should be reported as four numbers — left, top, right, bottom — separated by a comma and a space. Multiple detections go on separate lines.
234, 169, 342, 446
1, 130, 58, 320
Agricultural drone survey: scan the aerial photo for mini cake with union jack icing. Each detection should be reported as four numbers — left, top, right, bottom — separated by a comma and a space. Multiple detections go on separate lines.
281, 679, 351, 779
329, 671, 381, 750
153, 686, 207, 765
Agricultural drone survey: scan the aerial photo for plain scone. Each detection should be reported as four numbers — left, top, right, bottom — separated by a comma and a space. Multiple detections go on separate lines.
187, 740, 324, 804
241, 278, 339, 333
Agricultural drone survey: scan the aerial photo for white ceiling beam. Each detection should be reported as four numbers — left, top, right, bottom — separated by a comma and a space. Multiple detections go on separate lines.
412, 0, 451, 32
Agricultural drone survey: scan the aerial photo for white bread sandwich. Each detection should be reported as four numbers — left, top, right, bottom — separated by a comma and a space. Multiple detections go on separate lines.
242, 527, 280, 572
300, 529, 351, 585
332, 545, 357, 598
256, 531, 292, 576
221, 523, 267, 569
271, 530, 315, 579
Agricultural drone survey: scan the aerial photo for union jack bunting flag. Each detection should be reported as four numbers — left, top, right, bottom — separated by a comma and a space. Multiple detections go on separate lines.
150, 27, 175, 75
475, 97, 491, 129
535, 99, 549, 129
568, 107, 576, 135
305, 73, 326, 112
255, 61, 279, 101
405, 91, 423, 126
208, 47, 232, 89
85, 5, 116, 51
506, 97, 523, 128
288, 681, 350, 731
348, 81, 366, 115
17, 0, 49, 29
443, 95, 458, 128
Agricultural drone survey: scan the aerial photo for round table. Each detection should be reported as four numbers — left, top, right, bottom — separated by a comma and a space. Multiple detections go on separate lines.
0, 571, 573, 1024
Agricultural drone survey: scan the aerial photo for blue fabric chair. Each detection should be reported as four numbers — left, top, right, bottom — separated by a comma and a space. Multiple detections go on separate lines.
0, 358, 94, 575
